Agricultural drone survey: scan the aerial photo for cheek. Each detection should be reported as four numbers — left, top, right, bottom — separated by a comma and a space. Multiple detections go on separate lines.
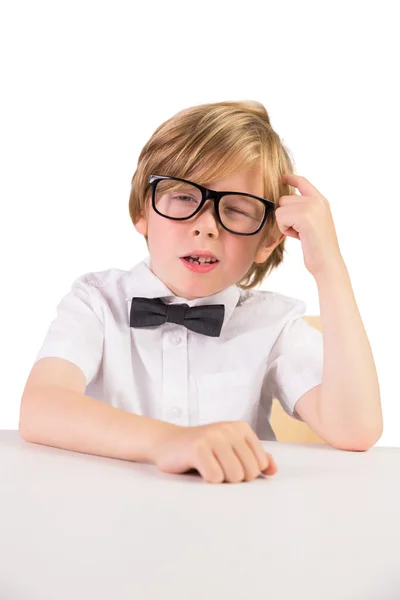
229, 238, 259, 261
148, 220, 179, 257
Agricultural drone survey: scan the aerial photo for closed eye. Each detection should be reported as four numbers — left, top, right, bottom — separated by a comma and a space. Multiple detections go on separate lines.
174, 195, 198, 202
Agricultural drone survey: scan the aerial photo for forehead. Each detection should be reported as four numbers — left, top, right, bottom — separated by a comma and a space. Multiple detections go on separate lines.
202, 165, 263, 194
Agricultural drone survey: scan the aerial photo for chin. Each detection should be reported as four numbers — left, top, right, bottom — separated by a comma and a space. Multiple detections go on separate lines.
178, 282, 217, 300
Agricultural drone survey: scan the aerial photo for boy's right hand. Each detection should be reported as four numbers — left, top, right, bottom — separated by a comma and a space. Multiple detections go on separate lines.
151, 421, 278, 484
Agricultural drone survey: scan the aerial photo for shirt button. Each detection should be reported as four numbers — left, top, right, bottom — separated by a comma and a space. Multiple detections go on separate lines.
171, 335, 182, 346
167, 407, 183, 419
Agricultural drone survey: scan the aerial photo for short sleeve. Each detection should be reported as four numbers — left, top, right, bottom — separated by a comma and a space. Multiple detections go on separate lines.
265, 302, 323, 422
35, 277, 104, 386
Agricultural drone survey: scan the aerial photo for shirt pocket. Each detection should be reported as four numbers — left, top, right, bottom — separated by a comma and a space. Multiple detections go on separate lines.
196, 369, 259, 426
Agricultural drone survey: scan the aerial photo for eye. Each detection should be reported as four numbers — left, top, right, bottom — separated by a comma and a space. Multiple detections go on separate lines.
173, 195, 197, 202
223, 206, 254, 218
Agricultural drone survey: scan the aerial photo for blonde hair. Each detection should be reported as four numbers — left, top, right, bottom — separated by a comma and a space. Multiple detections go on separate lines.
128, 100, 297, 289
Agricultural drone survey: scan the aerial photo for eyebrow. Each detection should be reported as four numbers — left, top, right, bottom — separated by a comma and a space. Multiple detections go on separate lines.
194, 180, 264, 198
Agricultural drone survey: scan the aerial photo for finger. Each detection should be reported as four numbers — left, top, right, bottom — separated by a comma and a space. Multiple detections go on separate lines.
245, 429, 276, 474
246, 430, 278, 475
262, 452, 278, 476
278, 196, 313, 207
193, 442, 225, 484
280, 174, 320, 197
231, 438, 263, 482
274, 206, 302, 239
212, 439, 245, 483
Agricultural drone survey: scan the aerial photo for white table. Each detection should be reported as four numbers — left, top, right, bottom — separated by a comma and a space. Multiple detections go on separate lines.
1, 431, 400, 600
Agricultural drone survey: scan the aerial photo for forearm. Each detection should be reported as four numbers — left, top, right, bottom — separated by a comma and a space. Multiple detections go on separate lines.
19, 385, 178, 463
315, 259, 383, 449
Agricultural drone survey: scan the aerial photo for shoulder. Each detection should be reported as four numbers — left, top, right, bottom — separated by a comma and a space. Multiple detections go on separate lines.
227, 287, 308, 337
68, 267, 135, 317
73, 267, 129, 289
237, 287, 307, 320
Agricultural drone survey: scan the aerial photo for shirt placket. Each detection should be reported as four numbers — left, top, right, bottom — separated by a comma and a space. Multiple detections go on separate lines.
162, 326, 189, 426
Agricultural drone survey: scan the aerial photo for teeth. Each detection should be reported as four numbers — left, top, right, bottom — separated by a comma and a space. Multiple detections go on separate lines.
187, 256, 217, 264
198, 256, 216, 264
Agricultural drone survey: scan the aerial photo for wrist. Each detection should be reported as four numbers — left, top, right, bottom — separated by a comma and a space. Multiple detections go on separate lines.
144, 417, 182, 464
314, 256, 349, 288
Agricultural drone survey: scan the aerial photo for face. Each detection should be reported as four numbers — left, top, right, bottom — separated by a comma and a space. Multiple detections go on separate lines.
134, 165, 285, 300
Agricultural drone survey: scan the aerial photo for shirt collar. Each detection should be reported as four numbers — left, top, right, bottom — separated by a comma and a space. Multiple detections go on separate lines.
125, 255, 241, 331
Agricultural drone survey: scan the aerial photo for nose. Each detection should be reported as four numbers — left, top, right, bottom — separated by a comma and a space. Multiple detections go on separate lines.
189, 199, 220, 237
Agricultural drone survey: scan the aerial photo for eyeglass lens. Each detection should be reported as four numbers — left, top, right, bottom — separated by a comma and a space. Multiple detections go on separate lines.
154, 180, 265, 234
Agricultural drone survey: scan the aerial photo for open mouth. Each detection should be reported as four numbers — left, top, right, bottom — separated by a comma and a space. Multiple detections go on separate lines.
182, 256, 220, 265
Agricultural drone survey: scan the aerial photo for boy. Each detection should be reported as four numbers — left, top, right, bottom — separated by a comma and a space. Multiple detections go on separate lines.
19, 100, 383, 484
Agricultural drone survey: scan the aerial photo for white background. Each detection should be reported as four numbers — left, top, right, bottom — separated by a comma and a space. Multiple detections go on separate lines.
1, 1, 398, 446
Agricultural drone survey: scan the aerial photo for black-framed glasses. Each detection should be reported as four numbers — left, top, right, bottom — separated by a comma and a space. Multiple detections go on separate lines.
148, 174, 276, 236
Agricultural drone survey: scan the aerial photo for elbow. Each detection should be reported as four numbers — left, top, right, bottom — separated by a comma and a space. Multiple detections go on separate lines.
321, 409, 384, 452
18, 394, 37, 442
331, 441, 373, 452
329, 426, 383, 452
18, 399, 28, 439
18, 408, 32, 442
19, 416, 34, 442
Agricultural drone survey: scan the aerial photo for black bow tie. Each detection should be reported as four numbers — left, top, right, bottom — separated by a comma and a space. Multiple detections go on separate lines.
129, 297, 225, 337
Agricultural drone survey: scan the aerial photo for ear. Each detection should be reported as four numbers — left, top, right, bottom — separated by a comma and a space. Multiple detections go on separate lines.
134, 213, 148, 237
134, 199, 150, 237
254, 232, 285, 264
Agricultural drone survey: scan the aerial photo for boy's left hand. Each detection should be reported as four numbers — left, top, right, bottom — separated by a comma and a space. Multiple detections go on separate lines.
276, 173, 344, 278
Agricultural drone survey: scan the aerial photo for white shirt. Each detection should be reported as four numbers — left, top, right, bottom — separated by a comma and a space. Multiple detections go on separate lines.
35, 256, 323, 441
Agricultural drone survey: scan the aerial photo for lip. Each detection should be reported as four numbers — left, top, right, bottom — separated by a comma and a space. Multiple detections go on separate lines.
180, 250, 220, 261
180, 257, 220, 274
